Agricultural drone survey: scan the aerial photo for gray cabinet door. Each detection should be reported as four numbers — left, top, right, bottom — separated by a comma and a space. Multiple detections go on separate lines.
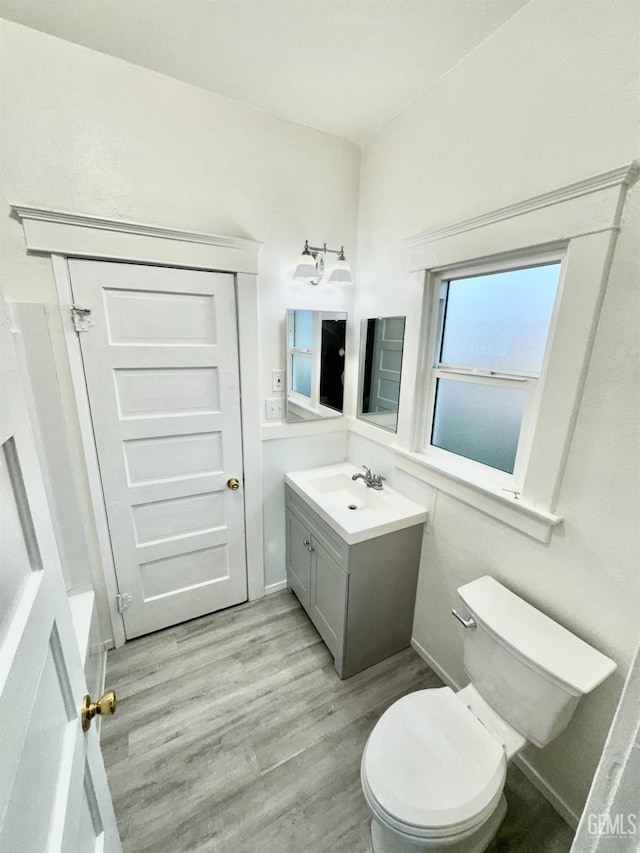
286, 510, 312, 607
310, 542, 347, 661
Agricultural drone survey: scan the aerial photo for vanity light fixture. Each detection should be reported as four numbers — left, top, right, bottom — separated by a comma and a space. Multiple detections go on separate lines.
293, 240, 353, 285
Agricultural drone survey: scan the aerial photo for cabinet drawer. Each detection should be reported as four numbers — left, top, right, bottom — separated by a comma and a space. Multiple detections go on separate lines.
285, 487, 349, 570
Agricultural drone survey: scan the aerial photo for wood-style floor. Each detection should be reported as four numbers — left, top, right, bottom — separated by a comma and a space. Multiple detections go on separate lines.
102, 591, 575, 853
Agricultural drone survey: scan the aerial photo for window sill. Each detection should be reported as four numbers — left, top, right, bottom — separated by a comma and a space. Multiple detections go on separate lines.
391, 447, 563, 543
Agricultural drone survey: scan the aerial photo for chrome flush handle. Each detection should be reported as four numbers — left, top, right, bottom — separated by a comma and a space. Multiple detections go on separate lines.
451, 609, 476, 629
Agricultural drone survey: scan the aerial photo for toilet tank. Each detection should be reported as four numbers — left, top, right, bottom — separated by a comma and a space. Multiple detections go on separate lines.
456, 577, 616, 747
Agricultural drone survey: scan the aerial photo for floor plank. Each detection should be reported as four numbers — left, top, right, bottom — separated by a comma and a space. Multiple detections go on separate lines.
102, 591, 575, 852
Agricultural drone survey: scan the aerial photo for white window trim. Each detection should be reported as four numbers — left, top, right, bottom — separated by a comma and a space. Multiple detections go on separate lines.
419, 250, 564, 492
424, 369, 538, 488
392, 162, 639, 543
287, 309, 318, 410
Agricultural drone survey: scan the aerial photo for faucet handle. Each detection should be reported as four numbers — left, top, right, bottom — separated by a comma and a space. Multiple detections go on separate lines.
362, 465, 371, 474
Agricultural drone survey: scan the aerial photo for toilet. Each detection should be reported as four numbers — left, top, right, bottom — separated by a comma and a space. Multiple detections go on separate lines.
360, 576, 616, 853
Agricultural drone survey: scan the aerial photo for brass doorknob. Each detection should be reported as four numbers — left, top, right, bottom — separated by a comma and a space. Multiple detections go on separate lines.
81, 689, 117, 732
227, 477, 240, 491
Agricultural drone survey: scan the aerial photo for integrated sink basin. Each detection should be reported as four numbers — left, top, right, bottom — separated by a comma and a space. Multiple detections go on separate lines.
307, 472, 386, 509
285, 463, 427, 544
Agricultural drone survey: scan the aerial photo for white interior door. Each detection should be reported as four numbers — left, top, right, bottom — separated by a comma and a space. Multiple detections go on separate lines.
370, 316, 405, 412
0, 295, 121, 852
68, 260, 247, 639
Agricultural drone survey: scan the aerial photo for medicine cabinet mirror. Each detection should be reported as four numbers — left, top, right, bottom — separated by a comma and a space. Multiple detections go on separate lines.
286, 309, 347, 422
357, 316, 406, 433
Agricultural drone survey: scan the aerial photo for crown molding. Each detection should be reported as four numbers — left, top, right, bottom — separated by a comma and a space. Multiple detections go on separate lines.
406, 161, 640, 249
11, 206, 262, 253
10, 205, 263, 273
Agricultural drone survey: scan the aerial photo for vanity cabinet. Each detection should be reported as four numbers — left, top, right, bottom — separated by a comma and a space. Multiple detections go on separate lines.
285, 486, 423, 679
286, 507, 347, 659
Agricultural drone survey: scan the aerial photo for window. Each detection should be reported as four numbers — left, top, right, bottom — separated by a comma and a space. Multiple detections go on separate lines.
290, 309, 313, 399
286, 309, 346, 419
393, 164, 635, 541
422, 259, 561, 488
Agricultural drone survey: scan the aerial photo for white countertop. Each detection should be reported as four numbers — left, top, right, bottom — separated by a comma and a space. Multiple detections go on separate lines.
285, 462, 427, 545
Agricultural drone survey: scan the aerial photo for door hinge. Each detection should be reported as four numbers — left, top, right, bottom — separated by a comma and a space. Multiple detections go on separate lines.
116, 593, 133, 613
71, 305, 94, 333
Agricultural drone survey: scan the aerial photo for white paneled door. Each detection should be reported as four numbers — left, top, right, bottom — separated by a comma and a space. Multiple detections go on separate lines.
69, 260, 247, 638
370, 316, 404, 413
0, 294, 121, 852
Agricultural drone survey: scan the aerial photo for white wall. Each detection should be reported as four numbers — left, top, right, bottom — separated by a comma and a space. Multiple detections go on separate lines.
571, 639, 640, 853
353, 0, 639, 821
2, 1, 638, 824
0, 19, 360, 635
262, 431, 349, 589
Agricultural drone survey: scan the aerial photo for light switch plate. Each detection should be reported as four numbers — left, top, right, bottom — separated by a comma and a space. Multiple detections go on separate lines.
265, 398, 284, 420
272, 370, 285, 391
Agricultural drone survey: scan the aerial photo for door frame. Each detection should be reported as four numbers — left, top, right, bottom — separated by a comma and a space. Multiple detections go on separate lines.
12, 206, 265, 648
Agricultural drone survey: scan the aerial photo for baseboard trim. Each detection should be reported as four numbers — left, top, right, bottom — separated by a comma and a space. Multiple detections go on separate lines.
264, 580, 288, 595
410, 636, 458, 687
515, 753, 578, 830
410, 637, 580, 829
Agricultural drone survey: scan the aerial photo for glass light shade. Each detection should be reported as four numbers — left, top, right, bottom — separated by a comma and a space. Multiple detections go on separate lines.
326, 259, 353, 284
293, 252, 318, 281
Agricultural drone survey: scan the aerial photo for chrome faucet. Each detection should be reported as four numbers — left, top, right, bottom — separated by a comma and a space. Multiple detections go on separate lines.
352, 465, 386, 490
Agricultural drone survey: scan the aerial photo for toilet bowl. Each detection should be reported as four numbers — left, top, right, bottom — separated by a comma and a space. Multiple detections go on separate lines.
360, 576, 617, 853
360, 687, 510, 853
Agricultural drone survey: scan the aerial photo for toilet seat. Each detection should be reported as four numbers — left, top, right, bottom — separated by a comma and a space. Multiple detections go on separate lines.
361, 687, 507, 839
361, 763, 505, 842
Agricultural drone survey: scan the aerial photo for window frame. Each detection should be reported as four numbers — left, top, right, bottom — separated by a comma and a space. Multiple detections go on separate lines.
385, 165, 640, 543
419, 250, 565, 492
287, 309, 317, 410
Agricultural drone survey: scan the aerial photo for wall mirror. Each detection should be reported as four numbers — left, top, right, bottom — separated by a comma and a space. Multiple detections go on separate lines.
286, 309, 347, 422
357, 316, 406, 433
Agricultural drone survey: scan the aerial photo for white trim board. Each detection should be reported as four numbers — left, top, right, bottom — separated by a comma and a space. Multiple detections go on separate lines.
393, 447, 563, 543
395, 163, 639, 536
410, 636, 580, 829
12, 206, 262, 274
405, 162, 639, 257
13, 208, 265, 648
261, 417, 351, 441
264, 580, 288, 595
51, 254, 124, 647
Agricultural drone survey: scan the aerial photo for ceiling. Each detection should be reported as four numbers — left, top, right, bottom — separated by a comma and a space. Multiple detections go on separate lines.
0, 0, 529, 143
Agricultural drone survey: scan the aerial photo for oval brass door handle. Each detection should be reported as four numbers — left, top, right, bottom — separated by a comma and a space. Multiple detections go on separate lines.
82, 689, 117, 732
227, 477, 240, 491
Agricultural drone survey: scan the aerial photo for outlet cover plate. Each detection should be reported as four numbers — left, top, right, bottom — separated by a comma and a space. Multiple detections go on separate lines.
272, 370, 285, 391
265, 398, 284, 420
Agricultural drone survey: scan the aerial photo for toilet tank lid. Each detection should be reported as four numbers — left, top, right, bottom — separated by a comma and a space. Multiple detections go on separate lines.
458, 577, 616, 695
